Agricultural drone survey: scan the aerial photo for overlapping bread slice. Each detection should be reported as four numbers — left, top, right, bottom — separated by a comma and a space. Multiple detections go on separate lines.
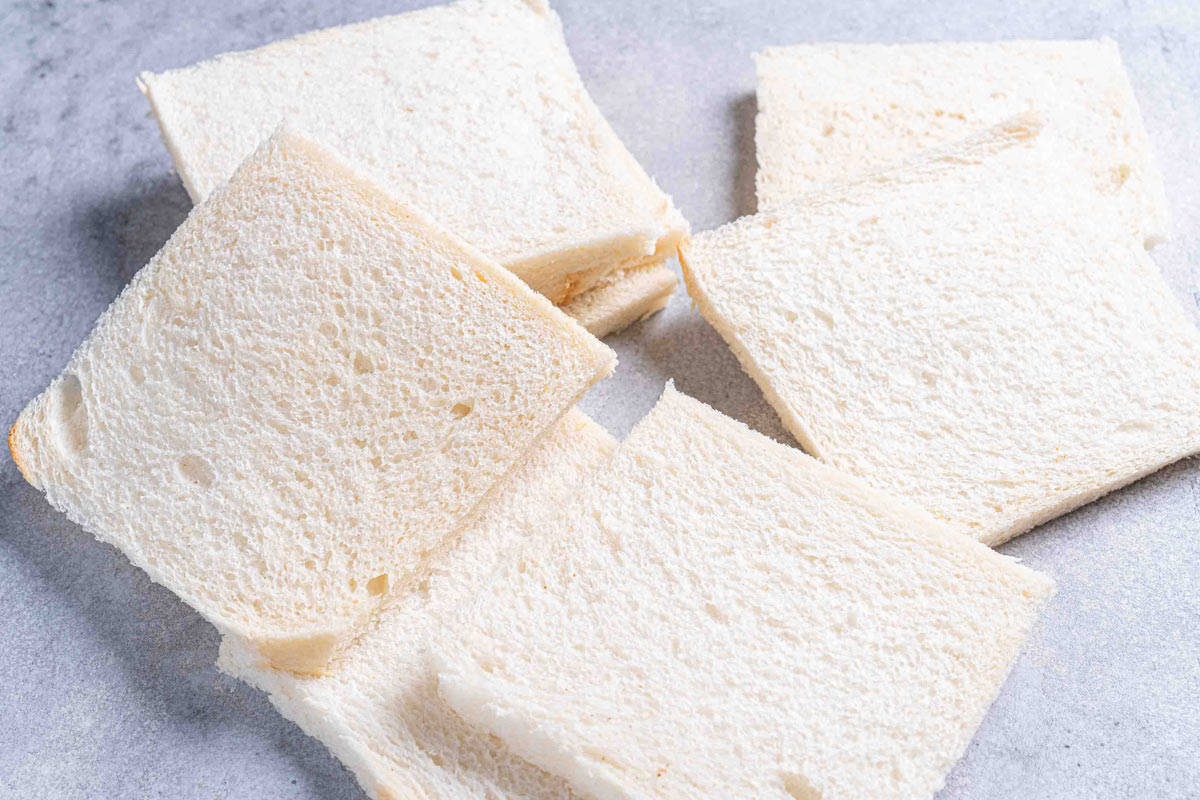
755, 39, 1169, 244
138, 0, 687, 319
434, 384, 1053, 800
8, 125, 615, 674
682, 114, 1200, 546
559, 262, 677, 338
219, 409, 614, 800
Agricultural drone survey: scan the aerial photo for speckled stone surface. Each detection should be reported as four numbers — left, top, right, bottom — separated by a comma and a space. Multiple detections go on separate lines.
1, 1, 1198, 798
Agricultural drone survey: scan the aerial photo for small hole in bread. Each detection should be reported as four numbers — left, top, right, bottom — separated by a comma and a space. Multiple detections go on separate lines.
53, 373, 89, 456
178, 455, 215, 488
366, 573, 389, 596
1113, 163, 1132, 187
353, 352, 373, 374
450, 267, 463, 281
129, 364, 146, 385
781, 771, 821, 800
450, 401, 473, 419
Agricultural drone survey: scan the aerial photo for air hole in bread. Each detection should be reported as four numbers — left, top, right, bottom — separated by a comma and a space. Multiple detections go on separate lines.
780, 771, 822, 800
450, 267, 463, 281
353, 352, 373, 374
53, 373, 89, 456
318, 321, 338, 338
129, 364, 146, 385
366, 573, 389, 597
450, 401, 473, 419
178, 455, 215, 488
340, 265, 354, 286
703, 602, 728, 623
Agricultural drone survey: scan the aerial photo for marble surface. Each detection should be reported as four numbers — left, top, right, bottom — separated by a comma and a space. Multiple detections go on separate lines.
2, 0, 1198, 797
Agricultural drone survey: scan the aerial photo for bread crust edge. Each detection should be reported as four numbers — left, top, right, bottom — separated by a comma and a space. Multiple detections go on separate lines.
8, 419, 32, 486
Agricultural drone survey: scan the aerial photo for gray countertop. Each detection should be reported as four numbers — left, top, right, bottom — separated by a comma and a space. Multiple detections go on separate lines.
2, 1, 1198, 798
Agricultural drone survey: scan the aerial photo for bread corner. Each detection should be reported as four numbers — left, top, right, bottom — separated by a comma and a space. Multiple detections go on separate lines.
8, 419, 33, 487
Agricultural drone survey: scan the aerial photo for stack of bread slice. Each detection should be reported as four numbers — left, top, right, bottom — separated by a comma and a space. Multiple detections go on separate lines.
683, 113, 1200, 547
10, 3, 1200, 800
217, 410, 614, 799
436, 384, 1053, 799
138, 0, 687, 337
9, 126, 617, 674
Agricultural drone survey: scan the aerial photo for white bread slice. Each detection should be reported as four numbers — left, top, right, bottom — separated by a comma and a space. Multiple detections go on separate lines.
560, 261, 677, 338
8, 125, 615, 674
682, 114, 1200, 546
755, 39, 1169, 245
138, 0, 688, 306
435, 384, 1053, 800
218, 409, 612, 800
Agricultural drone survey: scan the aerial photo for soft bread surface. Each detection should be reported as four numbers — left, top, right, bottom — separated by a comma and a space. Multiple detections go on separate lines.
682, 115, 1200, 546
219, 410, 613, 800
9, 126, 615, 674
436, 385, 1052, 800
755, 39, 1169, 244
138, 0, 687, 305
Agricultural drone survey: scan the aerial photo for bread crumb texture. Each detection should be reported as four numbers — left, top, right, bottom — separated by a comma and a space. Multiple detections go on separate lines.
10, 126, 614, 673
755, 39, 1169, 245
139, 0, 687, 303
436, 385, 1053, 800
683, 115, 1200, 546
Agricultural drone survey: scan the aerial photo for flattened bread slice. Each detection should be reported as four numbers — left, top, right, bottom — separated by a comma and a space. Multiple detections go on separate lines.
218, 409, 613, 800
138, 0, 687, 307
683, 114, 1200, 546
755, 39, 1169, 244
435, 385, 1053, 800
9, 126, 615, 674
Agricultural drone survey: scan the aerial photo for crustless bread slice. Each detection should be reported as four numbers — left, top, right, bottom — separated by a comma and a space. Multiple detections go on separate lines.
755, 39, 1169, 245
435, 384, 1053, 800
218, 409, 614, 800
138, 0, 687, 309
682, 114, 1200, 546
8, 126, 615, 674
